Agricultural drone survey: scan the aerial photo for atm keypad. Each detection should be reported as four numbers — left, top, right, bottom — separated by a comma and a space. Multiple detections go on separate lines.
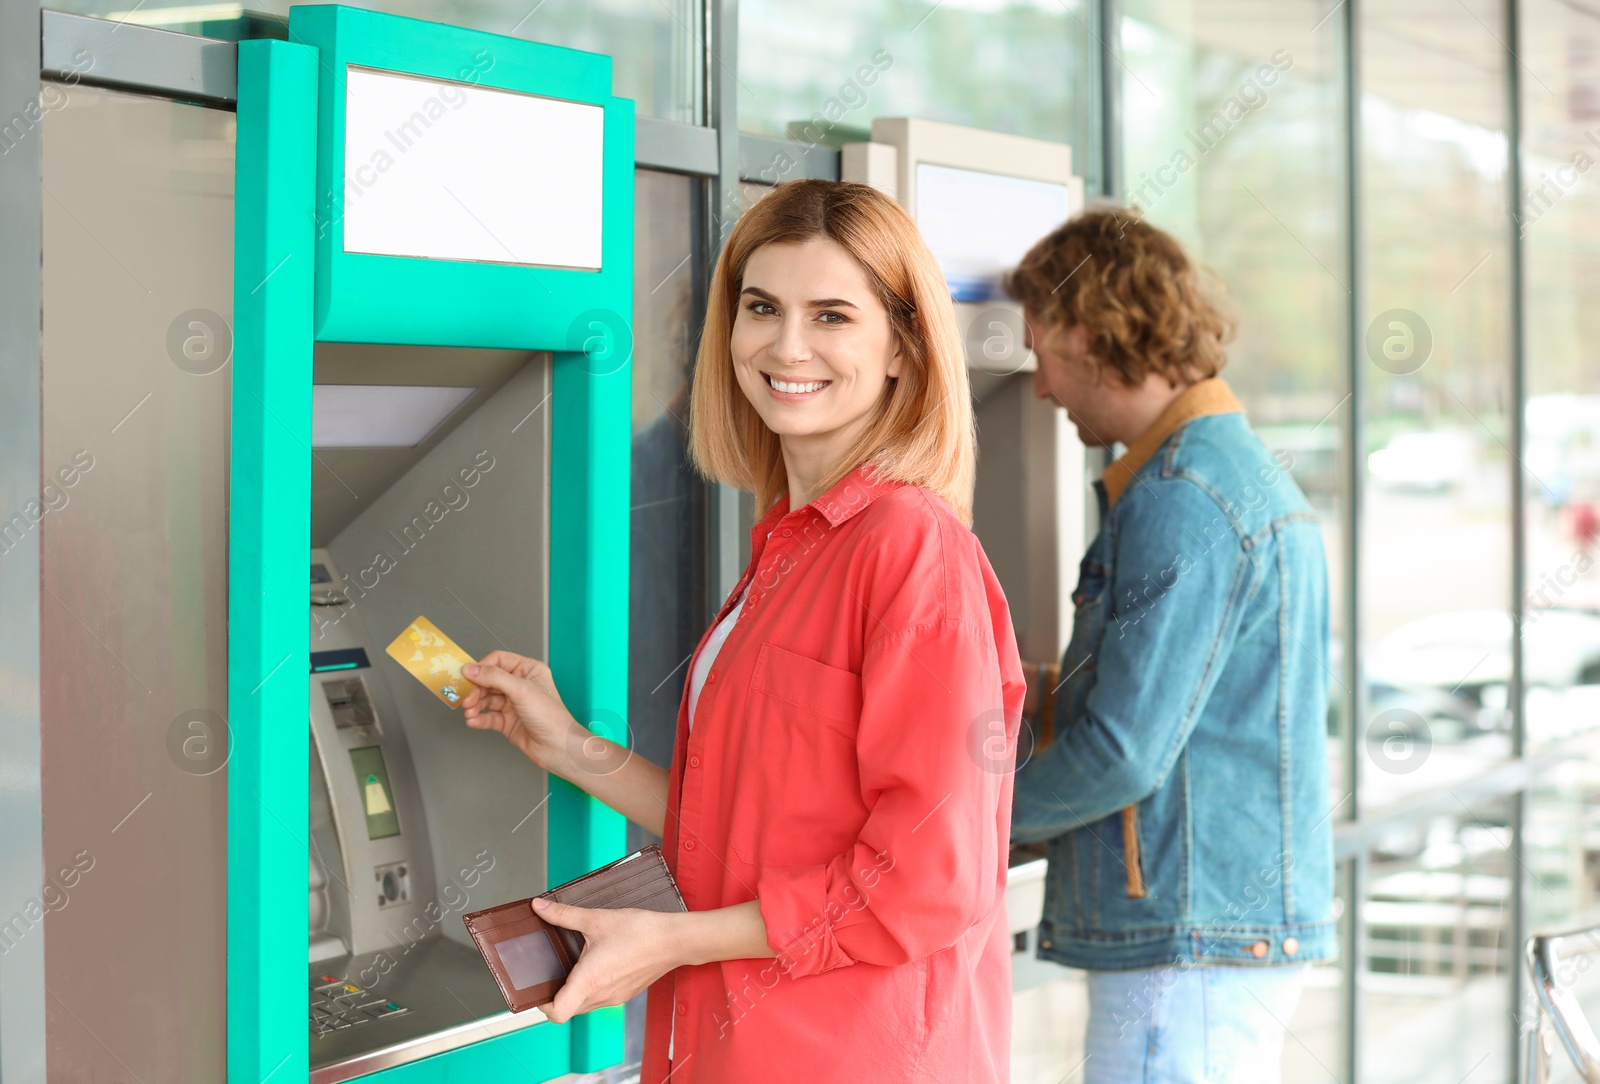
309, 974, 408, 1036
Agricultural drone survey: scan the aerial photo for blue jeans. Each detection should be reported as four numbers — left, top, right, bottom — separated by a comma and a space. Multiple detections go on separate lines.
1084, 963, 1310, 1084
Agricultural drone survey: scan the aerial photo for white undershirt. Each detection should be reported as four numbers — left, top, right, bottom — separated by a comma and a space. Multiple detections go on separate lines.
672, 537, 767, 1060
686, 579, 751, 731
687, 527, 771, 731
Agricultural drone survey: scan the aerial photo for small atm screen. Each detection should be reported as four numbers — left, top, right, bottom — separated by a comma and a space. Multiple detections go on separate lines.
915, 163, 1072, 303
495, 930, 568, 990
349, 745, 401, 840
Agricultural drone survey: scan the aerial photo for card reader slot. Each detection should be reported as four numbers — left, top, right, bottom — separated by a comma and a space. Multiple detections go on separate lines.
322, 676, 377, 730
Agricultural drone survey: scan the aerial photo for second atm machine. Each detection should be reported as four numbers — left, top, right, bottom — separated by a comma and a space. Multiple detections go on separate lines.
229, 8, 633, 1082
845, 120, 1090, 948
845, 119, 1088, 748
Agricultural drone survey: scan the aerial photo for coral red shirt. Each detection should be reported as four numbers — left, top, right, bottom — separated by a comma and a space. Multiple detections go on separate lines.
641, 462, 1026, 1083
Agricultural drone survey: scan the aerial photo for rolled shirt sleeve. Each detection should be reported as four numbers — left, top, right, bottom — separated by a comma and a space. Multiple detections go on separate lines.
1011, 479, 1252, 842
757, 616, 1022, 979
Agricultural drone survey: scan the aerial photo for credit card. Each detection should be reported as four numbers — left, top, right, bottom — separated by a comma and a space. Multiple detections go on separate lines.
386, 616, 478, 708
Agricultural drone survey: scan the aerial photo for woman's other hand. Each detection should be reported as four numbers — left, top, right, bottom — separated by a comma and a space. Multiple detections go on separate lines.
532, 898, 690, 1024
460, 651, 581, 772
531, 897, 776, 1023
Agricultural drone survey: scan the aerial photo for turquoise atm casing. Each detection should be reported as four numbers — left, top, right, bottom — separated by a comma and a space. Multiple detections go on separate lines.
229, 8, 633, 1080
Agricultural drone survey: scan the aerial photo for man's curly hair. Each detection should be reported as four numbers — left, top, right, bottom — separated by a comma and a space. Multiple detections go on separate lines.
1002, 207, 1237, 388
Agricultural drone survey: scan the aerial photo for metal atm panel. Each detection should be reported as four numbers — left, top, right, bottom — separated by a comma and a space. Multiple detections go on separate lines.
971, 376, 1082, 664
38, 83, 234, 1084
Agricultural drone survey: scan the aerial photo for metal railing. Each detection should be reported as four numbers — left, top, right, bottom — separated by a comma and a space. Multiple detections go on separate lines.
1528, 925, 1600, 1082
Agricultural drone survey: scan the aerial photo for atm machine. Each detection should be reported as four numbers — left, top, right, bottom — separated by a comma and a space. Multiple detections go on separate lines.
298, 342, 557, 1080
229, 8, 633, 1081
844, 120, 1088, 962
305, 546, 506, 1076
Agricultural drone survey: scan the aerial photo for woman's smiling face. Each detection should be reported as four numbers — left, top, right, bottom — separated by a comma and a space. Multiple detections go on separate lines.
729, 237, 904, 448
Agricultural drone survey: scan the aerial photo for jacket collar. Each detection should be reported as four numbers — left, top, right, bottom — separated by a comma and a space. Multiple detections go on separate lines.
1102, 377, 1245, 508
752, 460, 902, 541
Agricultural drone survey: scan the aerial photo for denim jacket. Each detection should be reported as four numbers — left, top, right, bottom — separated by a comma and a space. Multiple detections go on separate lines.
1011, 378, 1337, 971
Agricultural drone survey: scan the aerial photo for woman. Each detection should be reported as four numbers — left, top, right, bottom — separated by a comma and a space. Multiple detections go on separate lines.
460, 178, 1025, 1082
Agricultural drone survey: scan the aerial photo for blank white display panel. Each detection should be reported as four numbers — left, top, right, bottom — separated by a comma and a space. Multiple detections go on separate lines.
915, 163, 1071, 303
342, 66, 604, 269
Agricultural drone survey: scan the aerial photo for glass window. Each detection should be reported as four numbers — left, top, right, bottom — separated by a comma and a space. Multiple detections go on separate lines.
1361, 798, 1514, 1082
739, 0, 1096, 173
1359, 0, 1514, 809
621, 167, 707, 1067
1118, 0, 1350, 811
1520, 0, 1600, 755
1521, 9, 1600, 1069
49, 0, 704, 124
1526, 755, 1600, 1082
627, 169, 706, 827
1528, 760, 1600, 938
1284, 864, 1352, 1082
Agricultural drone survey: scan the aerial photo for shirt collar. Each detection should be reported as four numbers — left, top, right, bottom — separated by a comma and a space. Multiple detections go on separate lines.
751, 460, 903, 541
1102, 377, 1245, 508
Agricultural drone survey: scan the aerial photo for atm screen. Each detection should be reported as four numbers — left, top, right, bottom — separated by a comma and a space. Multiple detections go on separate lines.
349, 745, 401, 839
495, 930, 567, 990
915, 162, 1072, 303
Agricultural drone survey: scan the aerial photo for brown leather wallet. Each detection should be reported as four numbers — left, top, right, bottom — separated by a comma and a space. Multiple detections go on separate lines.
462, 844, 687, 1013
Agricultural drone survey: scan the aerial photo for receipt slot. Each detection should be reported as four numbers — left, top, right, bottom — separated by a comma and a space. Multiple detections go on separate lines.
229, 8, 632, 1082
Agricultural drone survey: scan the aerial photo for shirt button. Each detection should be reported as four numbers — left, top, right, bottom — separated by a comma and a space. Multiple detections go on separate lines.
782, 529, 792, 537
1282, 937, 1299, 957
707, 670, 716, 683
689, 755, 700, 768
1250, 940, 1269, 958
676, 1001, 687, 1016
1039, 938, 1054, 951
683, 839, 696, 851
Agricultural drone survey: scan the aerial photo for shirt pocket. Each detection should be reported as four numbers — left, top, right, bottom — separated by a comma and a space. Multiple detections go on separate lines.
732, 642, 863, 867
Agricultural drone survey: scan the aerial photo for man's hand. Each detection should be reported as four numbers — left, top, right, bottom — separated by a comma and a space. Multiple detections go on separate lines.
1020, 659, 1041, 717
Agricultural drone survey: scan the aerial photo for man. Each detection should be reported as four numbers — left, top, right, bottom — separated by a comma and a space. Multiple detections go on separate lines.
1004, 208, 1335, 1083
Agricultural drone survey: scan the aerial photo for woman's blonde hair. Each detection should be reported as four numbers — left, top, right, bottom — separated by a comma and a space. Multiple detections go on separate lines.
688, 179, 976, 525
